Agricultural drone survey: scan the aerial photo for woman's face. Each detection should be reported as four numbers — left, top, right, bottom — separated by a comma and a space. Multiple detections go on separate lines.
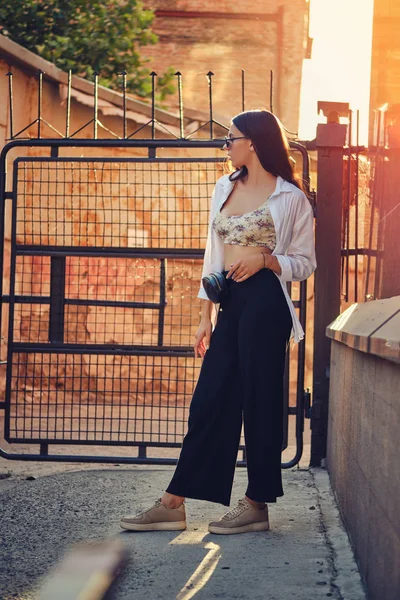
223, 123, 253, 170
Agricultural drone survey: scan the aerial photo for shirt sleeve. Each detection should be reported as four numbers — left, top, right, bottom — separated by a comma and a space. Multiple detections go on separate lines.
197, 182, 219, 300
274, 194, 317, 283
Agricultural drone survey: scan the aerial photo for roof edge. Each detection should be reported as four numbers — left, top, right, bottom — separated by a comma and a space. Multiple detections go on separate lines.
0, 34, 182, 127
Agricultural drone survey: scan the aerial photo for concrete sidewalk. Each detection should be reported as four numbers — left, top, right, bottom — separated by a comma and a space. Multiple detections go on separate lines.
0, 465, 366, 600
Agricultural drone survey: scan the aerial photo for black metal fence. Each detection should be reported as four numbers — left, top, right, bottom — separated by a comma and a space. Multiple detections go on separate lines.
341, 144, 392, 307
0, 139, 312, 468
0, 70, 314, 468
310, 104, 396, 467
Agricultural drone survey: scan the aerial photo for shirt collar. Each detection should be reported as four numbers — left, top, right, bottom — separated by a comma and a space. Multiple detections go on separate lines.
220, 174, 293, 198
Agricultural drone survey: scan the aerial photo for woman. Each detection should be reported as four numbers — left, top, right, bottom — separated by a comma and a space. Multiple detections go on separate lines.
120, 109, 316, 534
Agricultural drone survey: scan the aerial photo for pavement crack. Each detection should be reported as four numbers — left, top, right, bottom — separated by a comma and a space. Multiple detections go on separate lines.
309, 468, 345, 600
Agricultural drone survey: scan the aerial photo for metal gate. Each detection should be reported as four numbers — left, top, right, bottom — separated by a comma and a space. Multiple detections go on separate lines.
310, 104, 397, 466
0, 137, 313, 468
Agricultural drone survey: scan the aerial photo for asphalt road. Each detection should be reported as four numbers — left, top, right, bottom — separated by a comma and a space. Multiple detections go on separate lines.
0, 465, 366, 600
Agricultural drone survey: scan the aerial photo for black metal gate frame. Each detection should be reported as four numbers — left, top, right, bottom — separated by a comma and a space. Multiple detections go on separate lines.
0, 138, 312, 468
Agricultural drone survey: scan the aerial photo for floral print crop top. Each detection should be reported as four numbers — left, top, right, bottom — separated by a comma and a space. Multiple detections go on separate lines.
212, 194, 276, 250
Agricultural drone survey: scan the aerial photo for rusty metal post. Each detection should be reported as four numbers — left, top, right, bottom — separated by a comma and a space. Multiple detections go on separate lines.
207, 71, 214, 139
93, 72, 99, 139
121, 71, 127, 139
311, 120, 347, 467
241, 69, 245, 113
65, 70, 72, 138
175, 71, 184, 139
150, 71, 157, 140
6, 72, 13, 139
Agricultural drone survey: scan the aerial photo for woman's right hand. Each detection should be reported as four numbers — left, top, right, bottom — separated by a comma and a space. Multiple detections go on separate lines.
194, 319, 212, 359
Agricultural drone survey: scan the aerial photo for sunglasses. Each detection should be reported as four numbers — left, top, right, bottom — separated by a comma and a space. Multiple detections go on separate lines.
223, 136, 249, 149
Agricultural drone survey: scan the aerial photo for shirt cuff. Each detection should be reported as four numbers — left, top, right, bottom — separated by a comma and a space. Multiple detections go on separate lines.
274, 255, 292, 282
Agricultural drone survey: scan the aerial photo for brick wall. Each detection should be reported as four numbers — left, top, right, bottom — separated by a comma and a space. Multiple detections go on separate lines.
369, 0, 400, 143
143, 0, 310, 133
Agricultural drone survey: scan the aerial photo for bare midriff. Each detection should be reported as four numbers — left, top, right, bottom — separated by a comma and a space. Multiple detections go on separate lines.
223, 243, 272, 271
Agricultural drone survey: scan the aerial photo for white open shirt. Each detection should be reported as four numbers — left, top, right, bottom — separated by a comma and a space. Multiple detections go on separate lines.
197, 174, 317, 343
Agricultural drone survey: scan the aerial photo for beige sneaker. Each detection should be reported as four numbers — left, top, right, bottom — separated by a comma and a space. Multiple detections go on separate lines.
208, 498, 269, 535
120, 498, 186, 532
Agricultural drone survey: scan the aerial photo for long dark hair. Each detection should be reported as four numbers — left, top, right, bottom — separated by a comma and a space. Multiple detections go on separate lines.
228, 109, 303, 190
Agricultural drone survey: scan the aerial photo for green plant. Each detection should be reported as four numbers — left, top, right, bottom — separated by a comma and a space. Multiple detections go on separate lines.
0, 0, 175, 100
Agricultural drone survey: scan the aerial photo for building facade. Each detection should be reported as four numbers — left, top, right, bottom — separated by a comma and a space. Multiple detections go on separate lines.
143, 0, 312, 132
369, 0, 400, 144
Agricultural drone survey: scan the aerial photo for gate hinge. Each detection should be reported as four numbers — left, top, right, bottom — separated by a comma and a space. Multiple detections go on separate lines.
0, 402, 5, 410
304, 388, 312, 419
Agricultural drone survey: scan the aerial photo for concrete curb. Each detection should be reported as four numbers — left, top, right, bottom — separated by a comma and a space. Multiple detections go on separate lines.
311, 467, 366, 600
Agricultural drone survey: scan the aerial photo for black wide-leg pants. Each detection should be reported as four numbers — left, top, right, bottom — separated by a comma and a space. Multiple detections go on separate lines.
166, 268, 292, 506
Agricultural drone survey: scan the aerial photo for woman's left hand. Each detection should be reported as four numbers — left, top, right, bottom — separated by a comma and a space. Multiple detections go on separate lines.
226, 252, 270, 282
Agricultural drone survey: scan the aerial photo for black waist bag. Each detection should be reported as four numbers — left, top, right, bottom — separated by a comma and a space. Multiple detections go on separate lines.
201, 271, 228, 303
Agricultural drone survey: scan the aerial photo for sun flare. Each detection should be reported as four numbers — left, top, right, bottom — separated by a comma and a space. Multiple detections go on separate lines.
299, 0, 374, 144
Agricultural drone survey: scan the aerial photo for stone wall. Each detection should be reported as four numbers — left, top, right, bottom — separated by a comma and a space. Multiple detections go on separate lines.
326, 298, 400, 600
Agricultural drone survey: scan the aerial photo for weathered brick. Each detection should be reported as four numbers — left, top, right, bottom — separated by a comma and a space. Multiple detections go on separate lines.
143, 0, 310, 132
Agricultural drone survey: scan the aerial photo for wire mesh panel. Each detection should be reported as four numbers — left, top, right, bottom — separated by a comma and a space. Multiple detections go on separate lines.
7, 352, 198, 445
5, 158, 224, 448
0, 144, 311, 468
12, 255, 204, 347
14, 159, 216, 249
